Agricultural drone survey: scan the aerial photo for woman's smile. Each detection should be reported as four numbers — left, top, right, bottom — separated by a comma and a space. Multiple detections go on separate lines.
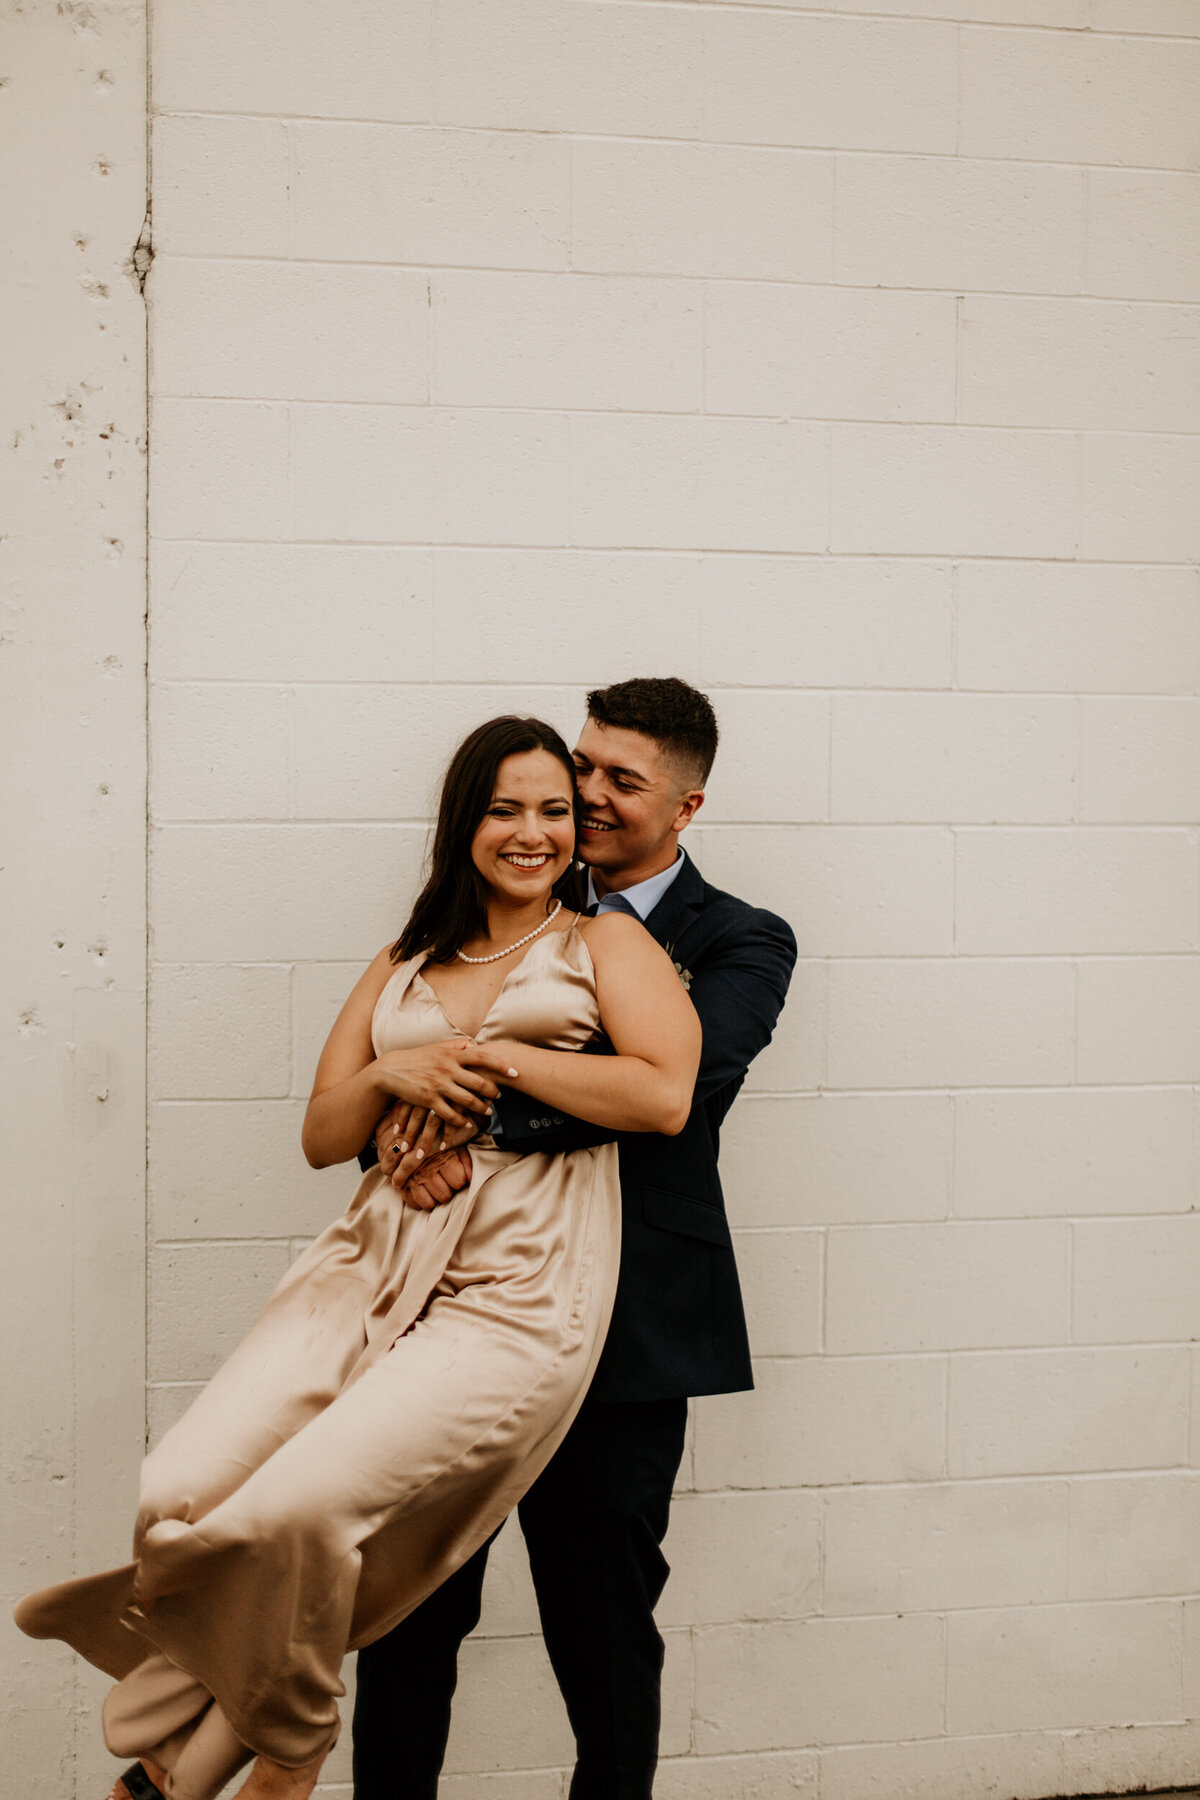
499, 851, 552, 868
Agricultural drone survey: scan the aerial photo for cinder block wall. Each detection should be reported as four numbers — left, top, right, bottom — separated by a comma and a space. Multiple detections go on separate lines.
2, 4, 148, 1795
145, 2, 1200, 1796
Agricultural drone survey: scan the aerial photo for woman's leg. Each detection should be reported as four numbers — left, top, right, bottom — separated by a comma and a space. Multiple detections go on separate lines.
132, 1283, 602, 1770
103, 1653, 252, 1800
104, 1651, 328, 1800
81, 1263, 385, 1798
135, 1261, 378, 1549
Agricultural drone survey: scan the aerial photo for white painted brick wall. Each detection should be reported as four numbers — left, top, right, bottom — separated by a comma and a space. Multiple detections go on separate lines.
135, 0, 1200, 1794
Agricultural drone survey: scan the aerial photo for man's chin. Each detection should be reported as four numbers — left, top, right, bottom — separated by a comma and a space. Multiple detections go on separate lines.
577, 834, 620, 868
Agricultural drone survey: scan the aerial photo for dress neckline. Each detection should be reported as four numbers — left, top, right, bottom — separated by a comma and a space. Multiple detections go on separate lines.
412, 914, 583, 1039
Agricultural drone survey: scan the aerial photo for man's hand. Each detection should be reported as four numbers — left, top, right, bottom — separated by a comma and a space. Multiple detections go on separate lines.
399, 1144, 474, 1212
373, 1100, 479, 1196
391, 1111, 479, 1188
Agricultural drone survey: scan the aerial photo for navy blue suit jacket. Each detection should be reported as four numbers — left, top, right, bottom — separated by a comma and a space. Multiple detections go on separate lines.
494, 851, 796, 1403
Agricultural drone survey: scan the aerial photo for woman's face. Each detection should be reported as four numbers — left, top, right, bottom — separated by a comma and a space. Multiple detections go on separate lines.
470, 748, 577, 905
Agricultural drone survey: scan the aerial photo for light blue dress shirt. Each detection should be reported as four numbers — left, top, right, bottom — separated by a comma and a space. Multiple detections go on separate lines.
585, 849, 685, 920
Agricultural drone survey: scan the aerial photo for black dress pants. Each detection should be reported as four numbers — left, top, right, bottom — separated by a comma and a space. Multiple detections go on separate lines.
351, 1391, 689, 1800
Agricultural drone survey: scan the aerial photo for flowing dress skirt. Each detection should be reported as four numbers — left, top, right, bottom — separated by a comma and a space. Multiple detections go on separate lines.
16, 928, 620, 1796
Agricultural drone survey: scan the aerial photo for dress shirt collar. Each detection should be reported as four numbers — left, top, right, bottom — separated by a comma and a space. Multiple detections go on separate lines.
584, 849, 685, 922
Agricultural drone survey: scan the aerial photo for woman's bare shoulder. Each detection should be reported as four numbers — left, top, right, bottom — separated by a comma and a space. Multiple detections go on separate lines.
347, 942, 406, 1009
576, 910, 648, 941
576, 911, 662, 964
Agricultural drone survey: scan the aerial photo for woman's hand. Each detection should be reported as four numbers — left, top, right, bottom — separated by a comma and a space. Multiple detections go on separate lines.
374, 1101, 416, 1179
381, 1041, 527, 1184
373, 1040, 519, 1129
301, 941, 524, 1171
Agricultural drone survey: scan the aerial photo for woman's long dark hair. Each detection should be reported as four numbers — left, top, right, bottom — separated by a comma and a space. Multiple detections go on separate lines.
393, 716, 586, 965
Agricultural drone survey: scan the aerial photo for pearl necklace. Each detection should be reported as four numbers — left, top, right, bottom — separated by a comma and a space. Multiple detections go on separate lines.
456, 900, 563, 965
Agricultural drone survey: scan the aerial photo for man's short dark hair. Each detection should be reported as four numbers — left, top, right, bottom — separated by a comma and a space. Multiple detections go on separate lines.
585, 677, 719, 787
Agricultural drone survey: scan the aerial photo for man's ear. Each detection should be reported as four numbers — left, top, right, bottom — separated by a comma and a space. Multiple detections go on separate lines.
672, 789, 705, 833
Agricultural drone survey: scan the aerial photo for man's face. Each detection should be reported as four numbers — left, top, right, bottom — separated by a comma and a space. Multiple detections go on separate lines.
572, 719, 704, 888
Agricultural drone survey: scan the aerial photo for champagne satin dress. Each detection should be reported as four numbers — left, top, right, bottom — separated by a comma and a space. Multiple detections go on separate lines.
16, 921, 620, 1795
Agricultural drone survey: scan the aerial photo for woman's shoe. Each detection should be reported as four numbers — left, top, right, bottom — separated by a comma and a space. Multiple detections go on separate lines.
113, 1765, 166, 1800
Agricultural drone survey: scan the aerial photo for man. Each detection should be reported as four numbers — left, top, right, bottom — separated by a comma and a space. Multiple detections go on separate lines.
352, 677, 796, 1799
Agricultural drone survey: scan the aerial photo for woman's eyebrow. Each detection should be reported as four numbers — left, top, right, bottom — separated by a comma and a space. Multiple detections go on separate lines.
490, 793, 573, 806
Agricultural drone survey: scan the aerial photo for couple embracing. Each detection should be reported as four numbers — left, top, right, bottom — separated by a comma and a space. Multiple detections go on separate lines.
16, 676, 796, 1800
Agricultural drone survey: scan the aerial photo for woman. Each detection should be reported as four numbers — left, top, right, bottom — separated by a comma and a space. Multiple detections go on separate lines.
15, 716, 701, 1800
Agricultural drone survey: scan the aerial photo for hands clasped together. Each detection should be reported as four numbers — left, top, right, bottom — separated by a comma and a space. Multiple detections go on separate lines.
372, 1036, 517, 1211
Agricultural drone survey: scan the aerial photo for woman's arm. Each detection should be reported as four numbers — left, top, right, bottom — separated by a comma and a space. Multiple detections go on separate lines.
301, 948, 512, 1169
477, 915, 701, 1137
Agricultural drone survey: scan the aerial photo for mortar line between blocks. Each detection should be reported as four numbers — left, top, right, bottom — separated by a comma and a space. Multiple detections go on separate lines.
150, 538, 1200, 567
675, 1469, 1200, 1497
762, 1333, 1200, 1356
149, 677, 1200, 701
153, 393, 1200, 435
151, 254, 1200, 310
163, 109, 1200, 162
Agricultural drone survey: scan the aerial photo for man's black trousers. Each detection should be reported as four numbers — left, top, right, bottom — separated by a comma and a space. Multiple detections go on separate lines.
352, 1392, 689, 1800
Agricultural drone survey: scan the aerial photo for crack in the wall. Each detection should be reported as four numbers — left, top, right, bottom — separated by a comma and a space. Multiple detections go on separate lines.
128, 204, 153, 295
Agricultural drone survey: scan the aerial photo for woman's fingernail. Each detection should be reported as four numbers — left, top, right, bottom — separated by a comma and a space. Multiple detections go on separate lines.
415, 1148, 424, 1160
438, 1140, 446, 1152
399, 1142, 408, 1154
507, 1067, 519, 1078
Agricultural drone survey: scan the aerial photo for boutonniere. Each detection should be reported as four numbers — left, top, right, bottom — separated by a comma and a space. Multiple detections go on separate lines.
663, 941, 693, 990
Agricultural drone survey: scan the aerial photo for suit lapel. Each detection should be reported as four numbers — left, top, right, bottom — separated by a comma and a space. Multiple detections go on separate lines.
643, 850, 705, 950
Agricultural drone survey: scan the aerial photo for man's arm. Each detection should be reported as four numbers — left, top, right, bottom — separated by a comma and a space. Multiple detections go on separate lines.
494, 906, 796, 1154
685, 907, 797, 1109
490, 1038, 617, 1155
